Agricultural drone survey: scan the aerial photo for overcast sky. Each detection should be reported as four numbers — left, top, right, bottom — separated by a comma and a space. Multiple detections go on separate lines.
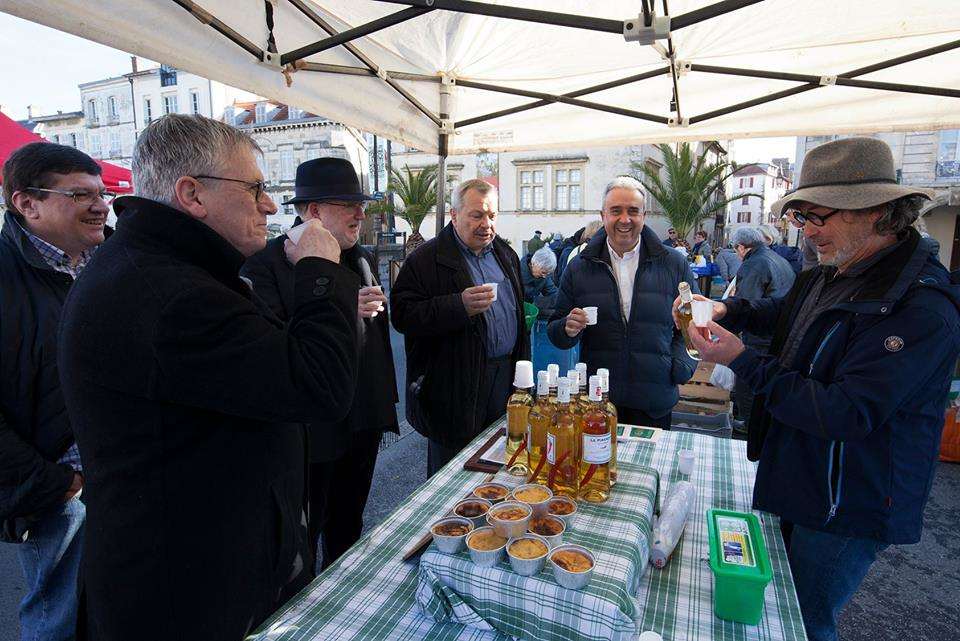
0, 12, 796, 164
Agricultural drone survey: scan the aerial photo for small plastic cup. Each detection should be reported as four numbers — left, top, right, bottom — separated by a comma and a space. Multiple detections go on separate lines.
583, 306, 598, 325
484, 282, 498, 301
678, 449, 695, 475
691, 299, 713, 328
286, 223, 306, 244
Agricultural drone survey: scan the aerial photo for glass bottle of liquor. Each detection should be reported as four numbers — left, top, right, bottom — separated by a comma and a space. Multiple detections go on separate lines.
505, 360, 534, 477
597, 367, 619, 485
677, 282, 701, 360
567, 368, 585, 459
547, 377, 578, 499
579, 374, 611, 503
526, 370, 553, 485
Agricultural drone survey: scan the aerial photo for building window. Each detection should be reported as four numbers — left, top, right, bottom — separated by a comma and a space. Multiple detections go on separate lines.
937, 130, 960, 178
143, 98, 153, 125
737, 211, 751, 223
109, 132, 121, 157
108, 96, 119, 121
519, 168, 545, 211
163, 94, 178, 115
51, 134, 60, 144
554, 166, 583, 211
70, 133, 77, 147
255, 103, 266, 123
281, 149, 295, 180
89, 134, 102, 157
160, 65, 177, 87
741, 196, 749, 205
86, 99, 98, 124
190, 90, 201, 115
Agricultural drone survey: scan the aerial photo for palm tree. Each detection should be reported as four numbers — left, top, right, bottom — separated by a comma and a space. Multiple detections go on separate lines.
633, 143, 756, 245
387, 164, 438, 252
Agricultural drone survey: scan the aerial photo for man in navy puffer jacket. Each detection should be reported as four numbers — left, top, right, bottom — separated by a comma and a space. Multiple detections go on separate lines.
685, 138, 960, 641
549, 176, 698, 429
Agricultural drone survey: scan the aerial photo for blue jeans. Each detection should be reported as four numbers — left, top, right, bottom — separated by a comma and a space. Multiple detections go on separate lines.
787, 524, 888, 641
16, 496, 85, 641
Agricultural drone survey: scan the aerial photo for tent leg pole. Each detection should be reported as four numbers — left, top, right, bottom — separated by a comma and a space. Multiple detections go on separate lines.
436, 143, 447, 236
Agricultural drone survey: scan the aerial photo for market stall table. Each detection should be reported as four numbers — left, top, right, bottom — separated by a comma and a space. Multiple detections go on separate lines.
248, 419, 807, 641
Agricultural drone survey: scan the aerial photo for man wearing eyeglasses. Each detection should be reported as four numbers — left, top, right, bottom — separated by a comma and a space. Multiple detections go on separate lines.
0, 142, 110, 640
676, 138, 960, 641
242, 157, 398, 572
56, 115, 361, 641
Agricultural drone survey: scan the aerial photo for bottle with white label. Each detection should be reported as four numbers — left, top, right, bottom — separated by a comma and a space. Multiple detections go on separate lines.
546, 377, 578, 499
526, 371, 553, 485
579, 374, 611, 503
597, 367, 619, 485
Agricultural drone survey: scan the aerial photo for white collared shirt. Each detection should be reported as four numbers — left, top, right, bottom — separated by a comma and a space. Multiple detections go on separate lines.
607, 238, 641, 320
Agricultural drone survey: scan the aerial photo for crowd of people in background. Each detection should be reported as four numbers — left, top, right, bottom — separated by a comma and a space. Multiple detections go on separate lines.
1, 116, 957, 641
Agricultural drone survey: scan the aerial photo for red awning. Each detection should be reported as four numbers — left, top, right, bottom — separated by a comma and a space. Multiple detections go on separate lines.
0, 111, 133, 194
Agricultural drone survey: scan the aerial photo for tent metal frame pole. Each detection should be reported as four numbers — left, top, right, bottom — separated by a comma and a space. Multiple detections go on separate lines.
280, 6, 433, 65
170, 0, 265, 60
286, 0, 442, 127
669, 0, 766, 31
455, 67, 670, 128
456, 79, 669, 124
372, 0, 622, 33
299, 62, 441, 83
661, 0, 682, 121
688, 37, 960, 124
436, 80, 452, 236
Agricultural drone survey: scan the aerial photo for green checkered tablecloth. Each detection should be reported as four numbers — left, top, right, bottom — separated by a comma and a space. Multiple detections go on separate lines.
416, 459, 659, 641
248, 420, 807, 641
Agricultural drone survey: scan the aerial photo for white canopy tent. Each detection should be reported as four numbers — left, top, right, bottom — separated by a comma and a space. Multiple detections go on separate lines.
4, 0, 960, 231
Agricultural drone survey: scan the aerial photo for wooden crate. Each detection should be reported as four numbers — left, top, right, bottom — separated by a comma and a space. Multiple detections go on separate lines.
676, 362, 731, 414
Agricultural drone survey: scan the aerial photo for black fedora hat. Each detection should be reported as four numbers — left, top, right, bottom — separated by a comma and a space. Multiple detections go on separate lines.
282, 157, 375, 205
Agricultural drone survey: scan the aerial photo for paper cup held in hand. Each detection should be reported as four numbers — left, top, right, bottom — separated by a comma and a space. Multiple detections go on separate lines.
286, 223, 306, 245
583, 306, 598, 325
691, 299, 713, 328
484, 282, 498, 301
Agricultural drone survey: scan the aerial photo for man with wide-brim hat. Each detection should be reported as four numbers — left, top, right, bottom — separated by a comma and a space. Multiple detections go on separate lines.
242, 156, 399, 572
675, 137, 960, 641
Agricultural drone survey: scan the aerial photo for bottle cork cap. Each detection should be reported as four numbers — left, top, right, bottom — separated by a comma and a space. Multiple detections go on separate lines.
567, 370, 579, 389
589, 375, 602, 401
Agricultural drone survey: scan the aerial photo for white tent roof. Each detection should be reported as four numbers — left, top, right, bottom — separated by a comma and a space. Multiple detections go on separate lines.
4, 1, 960, 154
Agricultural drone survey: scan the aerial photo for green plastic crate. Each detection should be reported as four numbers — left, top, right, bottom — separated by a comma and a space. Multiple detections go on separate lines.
706, 509, 772, 625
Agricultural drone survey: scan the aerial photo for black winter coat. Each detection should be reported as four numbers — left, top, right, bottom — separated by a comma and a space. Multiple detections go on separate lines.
391, 224, 529, 448
0, 211, 76, 541
734, 245, 796, 348
242, 236, 399, 463
57, 197, 360, 641
547, 226, 699, 417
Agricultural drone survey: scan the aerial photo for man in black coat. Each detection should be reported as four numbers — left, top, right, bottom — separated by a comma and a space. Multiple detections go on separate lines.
391, 179, 529, 476
57, 115, 360, 641
242, 157, 398, 570
1, 142, 109, 641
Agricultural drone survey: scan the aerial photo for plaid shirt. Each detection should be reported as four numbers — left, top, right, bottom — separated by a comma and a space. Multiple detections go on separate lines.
18, 220, 92, 472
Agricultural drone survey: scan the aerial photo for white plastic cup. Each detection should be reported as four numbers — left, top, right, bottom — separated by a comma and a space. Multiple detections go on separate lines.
691, 299, 713, 328
286, 223, 306, 244
639, 632, 664, 641
513, 360, 534, 388
484, 282, 498, 301
678, 450, 695, 475
583, 306, 598, 325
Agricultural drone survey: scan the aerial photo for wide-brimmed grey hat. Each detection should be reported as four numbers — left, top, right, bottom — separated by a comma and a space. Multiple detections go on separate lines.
771, 137, 933, 216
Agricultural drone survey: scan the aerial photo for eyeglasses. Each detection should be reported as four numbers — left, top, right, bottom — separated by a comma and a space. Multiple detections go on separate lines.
321, 200, 367, 212
194, 175, 268, 200
25, 187, 117, 206
786, 207, 841, 228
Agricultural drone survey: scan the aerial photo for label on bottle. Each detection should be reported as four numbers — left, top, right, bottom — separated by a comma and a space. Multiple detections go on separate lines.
546, 433, 556, 464
582, 433, 611, 464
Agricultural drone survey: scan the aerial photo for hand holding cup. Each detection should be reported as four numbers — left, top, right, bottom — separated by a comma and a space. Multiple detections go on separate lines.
564, 308, 589, 337
359, 285, 386, 318
284, 219, 341, 264
462, 284, 496, 316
